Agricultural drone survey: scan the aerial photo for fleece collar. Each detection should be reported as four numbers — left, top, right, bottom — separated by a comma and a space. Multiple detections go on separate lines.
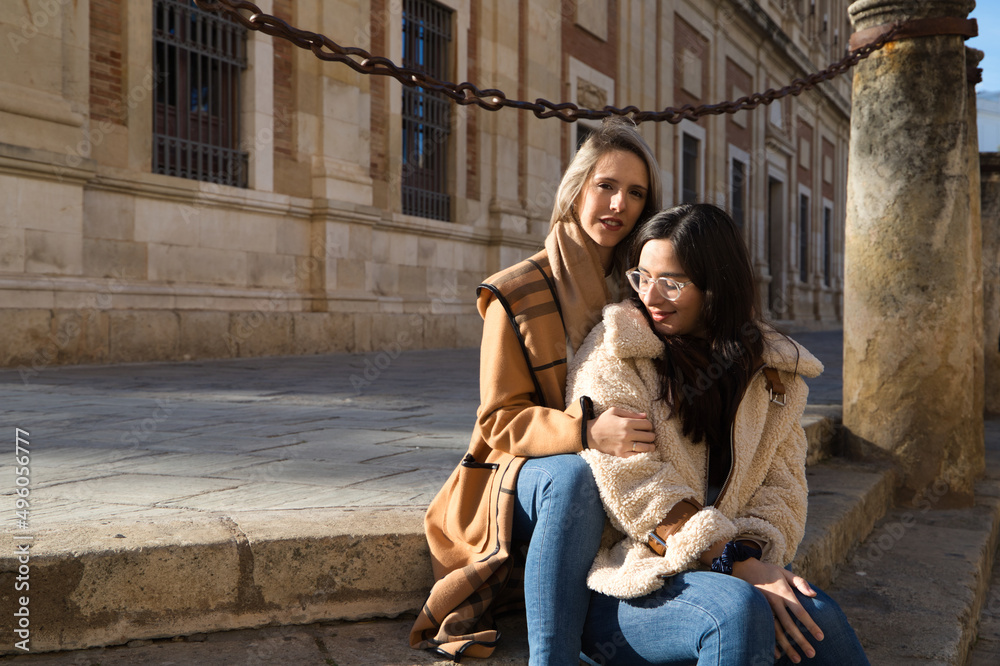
601, 301, 824, 378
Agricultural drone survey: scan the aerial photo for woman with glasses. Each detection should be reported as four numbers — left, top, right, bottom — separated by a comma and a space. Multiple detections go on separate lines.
567, 203, 868, 665
410, 118, 663, 664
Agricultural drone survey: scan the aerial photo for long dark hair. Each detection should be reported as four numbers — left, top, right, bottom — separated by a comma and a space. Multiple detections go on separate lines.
625, 203, 765, 448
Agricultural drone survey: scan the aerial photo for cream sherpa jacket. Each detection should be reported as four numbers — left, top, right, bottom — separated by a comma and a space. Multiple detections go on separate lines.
566, 301, 824, 599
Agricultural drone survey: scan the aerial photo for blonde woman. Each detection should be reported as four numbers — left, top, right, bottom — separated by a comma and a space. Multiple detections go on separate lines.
411, 118, 663, 664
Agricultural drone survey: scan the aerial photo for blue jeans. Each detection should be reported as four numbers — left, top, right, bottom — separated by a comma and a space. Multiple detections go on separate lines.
581, 570, 869, 666
513, 454, 606, 666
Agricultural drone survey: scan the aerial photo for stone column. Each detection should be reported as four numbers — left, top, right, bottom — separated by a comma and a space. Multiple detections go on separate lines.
968, 47, 985, 426
981, 152, 1000, 414
844, 0, 982, 504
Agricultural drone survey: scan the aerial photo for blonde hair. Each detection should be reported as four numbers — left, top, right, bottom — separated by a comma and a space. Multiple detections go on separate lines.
548, 117, 663, 234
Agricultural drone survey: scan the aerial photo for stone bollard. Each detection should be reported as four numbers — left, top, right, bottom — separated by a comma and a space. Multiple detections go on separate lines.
844, 0, 983, 504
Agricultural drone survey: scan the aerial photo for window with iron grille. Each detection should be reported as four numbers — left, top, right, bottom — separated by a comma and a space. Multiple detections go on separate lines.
153, 0, 248, 187
402, 0, 452, 221
681, 133, 699, 204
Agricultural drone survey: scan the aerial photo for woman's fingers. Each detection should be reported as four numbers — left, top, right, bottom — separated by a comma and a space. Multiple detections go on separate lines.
781, 571, 824, 640
773, 617, 801, 663
587, 410, 655, 457
791, 572, 817, 597
773, 602, 816, 661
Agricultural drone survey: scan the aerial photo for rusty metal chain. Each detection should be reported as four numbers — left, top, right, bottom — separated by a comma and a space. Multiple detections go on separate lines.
194, 0, 898, 124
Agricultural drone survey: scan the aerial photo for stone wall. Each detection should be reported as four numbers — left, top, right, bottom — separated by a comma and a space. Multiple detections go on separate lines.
0, 0, 855, 368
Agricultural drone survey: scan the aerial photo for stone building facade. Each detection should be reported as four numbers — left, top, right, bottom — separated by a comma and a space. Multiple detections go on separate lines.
0, 0, 854, 368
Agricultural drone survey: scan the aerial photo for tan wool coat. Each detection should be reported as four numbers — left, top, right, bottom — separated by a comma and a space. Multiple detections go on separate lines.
410, 220, 610, 660
566, 301, 824, 600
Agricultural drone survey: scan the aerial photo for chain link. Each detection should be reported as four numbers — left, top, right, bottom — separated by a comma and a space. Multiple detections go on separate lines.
194, 0, 898, 124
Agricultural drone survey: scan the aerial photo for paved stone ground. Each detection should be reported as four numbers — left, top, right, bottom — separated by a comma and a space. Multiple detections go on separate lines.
0, 328, 893, 666
0, 330, 842, 526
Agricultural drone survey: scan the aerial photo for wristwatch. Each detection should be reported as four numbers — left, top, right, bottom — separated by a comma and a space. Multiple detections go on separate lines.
710, 540, 763, 575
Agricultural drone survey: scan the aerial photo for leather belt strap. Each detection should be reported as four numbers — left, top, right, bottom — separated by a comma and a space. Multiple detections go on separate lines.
850, 16, 978, 52
647, 498, 702, 556
763, 367, 786, 406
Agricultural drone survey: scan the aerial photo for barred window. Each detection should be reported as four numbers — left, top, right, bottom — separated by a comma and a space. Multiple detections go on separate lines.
681, 133, 700, 204
153, 0, 248, 187
402, 0, 452, 221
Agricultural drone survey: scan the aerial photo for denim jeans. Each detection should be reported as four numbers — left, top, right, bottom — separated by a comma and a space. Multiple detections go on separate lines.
581, 570, 870, 666
512, 454, 606, 666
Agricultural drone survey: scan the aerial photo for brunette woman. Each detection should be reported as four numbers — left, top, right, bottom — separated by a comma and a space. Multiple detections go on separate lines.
410, 118, 663, 664
567, 203, 868, 665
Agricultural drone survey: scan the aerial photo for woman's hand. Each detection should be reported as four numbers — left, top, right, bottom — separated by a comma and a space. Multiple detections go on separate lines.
586, 408, 655, 457
732, 558, 823, 663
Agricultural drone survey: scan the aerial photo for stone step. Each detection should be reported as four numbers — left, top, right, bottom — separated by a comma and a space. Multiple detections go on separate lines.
0, 447, 895, 664
828, 436, 1000, 665
0, 413, 842, 657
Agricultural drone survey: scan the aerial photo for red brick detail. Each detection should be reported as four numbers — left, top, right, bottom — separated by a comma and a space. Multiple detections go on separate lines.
561, 1, 618, 170
369, 0, 388, 182
725, 57, 753, 153
797, 118, 813, 186
562, 1, 618, 83
822, 137, 836, 201
273, 0, 295, 159
89, 0, 124, 125
674, 15, 709, 108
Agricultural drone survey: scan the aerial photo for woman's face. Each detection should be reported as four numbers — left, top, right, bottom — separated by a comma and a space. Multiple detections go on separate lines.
575, 150, 649, 268
636, 238, 706, 337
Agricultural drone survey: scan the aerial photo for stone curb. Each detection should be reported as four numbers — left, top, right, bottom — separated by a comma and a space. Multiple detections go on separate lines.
0, 508, 433, 655
0, 415, 842, 656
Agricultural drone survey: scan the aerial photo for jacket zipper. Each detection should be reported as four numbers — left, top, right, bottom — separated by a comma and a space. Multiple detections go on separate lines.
705, 363, 766, 508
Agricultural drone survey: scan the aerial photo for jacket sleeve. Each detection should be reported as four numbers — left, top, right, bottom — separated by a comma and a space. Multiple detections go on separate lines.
474, 298, 584, 457
732, 376, 810, 565
568, 327, 737, 560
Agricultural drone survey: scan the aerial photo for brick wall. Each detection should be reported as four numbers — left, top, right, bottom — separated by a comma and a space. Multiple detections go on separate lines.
726, 57, 753, 153
561, 0, 617, 82
798, 118, 813, 186
89, 0, 123, 125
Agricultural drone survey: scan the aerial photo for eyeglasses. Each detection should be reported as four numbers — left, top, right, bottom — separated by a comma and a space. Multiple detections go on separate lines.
626, 269, 693, 302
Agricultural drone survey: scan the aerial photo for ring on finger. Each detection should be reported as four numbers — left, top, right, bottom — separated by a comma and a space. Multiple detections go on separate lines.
631, 442, 636, 452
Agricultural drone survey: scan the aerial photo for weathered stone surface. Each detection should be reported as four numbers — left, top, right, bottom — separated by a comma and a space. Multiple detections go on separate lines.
0, 309, 52, 367
108, 310, 180, 362
844, 0, 982, 500
178, 310, 232, 360
51, 309, 109, 364
82, 239, 147, 280
830, 490, 1000, 665
982, 154, 1000, 414
229, 311, 294, 357
291, 312, 354, 354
